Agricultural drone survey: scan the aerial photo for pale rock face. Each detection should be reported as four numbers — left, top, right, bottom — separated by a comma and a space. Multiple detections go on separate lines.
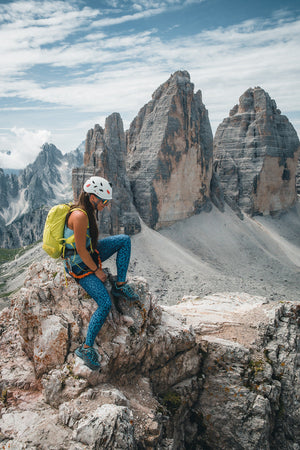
74, 404, 135, 448
168, 293, 300, 448
72, 113, 140, 235
34, 315, 69, 377
127, 70, 213, 229
214, 87, 300, 216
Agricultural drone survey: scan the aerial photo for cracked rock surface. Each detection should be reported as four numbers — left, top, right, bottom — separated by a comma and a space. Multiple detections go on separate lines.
0, 261, 299, 449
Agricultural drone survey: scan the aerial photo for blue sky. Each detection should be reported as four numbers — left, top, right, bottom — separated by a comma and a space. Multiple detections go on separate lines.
0, 0, 299, 169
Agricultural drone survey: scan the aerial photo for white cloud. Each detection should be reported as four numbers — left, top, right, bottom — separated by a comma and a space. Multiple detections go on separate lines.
114, 0, 205, 10
5, 13, 298, 118
0, 1, 98, 75
0, 128, 52, 169
91, 8, 166, 27
0, 1, 299, 168
91, 0, 206, 26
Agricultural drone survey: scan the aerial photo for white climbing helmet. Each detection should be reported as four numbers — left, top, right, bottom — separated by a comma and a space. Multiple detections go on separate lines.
83, 176, 112, 200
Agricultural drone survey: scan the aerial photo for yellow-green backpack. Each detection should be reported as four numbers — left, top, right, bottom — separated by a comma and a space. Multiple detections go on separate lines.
42, 204, 86, 258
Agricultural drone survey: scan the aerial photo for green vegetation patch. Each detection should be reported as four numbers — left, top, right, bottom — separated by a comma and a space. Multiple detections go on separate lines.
0, 241, 39, 265
160, 389, 182, 414
0, 247, 22, 264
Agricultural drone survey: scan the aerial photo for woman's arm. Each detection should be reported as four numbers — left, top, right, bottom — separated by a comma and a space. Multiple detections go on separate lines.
69, 210, 107, 282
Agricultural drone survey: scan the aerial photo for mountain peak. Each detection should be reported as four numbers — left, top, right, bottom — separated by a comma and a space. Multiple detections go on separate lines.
235, 86, 279, 115
127, 70, 212, 229
171, 69, 191, 82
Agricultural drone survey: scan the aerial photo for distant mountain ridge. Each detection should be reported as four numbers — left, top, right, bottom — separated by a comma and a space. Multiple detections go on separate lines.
0, 143, 83, 248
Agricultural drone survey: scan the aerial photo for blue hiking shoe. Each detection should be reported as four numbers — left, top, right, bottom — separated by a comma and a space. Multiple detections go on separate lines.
111, 281, 140, 301
75, 344, 100, 370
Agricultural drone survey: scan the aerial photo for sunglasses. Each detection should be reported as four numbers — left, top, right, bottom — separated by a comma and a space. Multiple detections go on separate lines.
93, 195, 110, 207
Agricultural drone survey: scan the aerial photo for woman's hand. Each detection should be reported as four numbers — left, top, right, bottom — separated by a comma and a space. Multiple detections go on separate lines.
95, 268, 107, 283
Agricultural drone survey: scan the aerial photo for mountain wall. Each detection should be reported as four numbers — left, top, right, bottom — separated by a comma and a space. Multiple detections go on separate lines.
0, 144, 83, 248
213, 87, 300, 216
0, 170, 18, 211
0, 261, 299, 448
126, 70, 213, 229
72, 113, 141, 236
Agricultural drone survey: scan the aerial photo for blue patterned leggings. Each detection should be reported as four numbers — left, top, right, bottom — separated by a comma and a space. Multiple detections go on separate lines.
71, 234, 131, 347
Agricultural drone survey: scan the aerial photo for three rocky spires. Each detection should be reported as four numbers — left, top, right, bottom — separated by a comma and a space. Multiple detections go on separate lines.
73, 70, 300, 234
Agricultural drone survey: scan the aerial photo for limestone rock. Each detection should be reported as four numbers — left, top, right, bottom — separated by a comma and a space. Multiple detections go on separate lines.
213, 87, 300, 216
33, 315, 69, 377
167, 293, 300, 449
72, 113, 141, 235
74, 404, 135, 449
1, 262, 299, 449
0, 403, 70, 449
127, 70, 213, 229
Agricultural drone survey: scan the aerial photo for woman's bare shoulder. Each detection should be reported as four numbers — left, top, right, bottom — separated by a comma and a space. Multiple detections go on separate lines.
69, 209, 88, 229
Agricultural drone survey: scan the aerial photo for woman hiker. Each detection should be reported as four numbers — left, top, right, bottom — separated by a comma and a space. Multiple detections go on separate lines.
63, 176, 139, 370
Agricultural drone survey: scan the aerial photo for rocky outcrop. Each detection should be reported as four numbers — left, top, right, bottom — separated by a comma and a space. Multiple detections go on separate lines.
168, 294, 300, 449
0, 262, 299, 448
0, 144, 83, 248
73, 113, 141, 235
127, 70, 213, 229
213, 87, 300, 216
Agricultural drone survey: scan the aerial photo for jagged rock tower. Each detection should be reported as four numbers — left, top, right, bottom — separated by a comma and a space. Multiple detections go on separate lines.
126, 70, 213, 229
0, 143, 83, 248
72, 113, 140, 235
213, 87, 300, 216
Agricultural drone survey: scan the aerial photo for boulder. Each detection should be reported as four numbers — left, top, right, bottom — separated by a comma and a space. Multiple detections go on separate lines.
74, 404, 135, 449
